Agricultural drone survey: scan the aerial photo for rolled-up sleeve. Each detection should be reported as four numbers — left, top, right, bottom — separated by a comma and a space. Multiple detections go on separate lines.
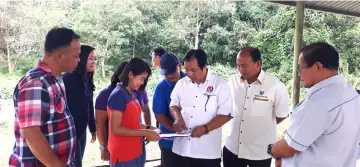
216, 82, 233, 117
169, 81, 181, 108
274, 82, 290, 118
284, 102, 329, 151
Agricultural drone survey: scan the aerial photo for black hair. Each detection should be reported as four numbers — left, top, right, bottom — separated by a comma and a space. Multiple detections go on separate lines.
45, 27, 80, 54
110, 61, 129, 90
300, 42, 339, 70
152, 47, 166, 57
240, 47, 262, 62
119, 57, 152, 91
74, 45, 95, 91
183, 49, 207, 69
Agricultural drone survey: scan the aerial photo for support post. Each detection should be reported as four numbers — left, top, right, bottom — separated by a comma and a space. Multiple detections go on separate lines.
291, 1, 304, 110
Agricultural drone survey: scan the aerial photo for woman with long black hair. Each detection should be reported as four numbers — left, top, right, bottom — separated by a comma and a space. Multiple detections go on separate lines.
107, 58, 160, 167
63, 44, 97, 167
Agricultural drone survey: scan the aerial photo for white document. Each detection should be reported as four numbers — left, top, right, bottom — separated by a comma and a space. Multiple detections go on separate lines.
159, 133, 191, 138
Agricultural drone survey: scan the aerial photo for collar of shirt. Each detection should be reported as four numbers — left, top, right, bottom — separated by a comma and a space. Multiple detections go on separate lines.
116, 83, 135, 98
306, 75, 345, 96
165, 71, 186, 87
239, 69, 265, 84
184, 71, 214, 83
37, 60, 62, 80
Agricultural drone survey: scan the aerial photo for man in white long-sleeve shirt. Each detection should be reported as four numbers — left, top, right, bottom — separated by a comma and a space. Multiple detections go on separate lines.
270, 42, 360, 167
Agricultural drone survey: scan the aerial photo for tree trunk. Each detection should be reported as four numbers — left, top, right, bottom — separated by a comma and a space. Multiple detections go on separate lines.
195, 21, 200, 49
101, 39, 110, 78
6, 43, 13, 74
101, 56, 106, 78
132, 36, 136, 58
194, 7, 201, 49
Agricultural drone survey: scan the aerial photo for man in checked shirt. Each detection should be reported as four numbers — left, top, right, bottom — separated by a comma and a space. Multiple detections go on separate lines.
9, 27, 81, 167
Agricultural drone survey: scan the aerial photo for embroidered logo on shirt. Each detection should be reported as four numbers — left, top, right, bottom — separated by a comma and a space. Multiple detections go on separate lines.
206, 86, 214, 93
259, 90, 265, 95
55, 93, 64, 113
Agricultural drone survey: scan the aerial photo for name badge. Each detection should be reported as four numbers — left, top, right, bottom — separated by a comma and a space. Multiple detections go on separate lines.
253, 97, 269, 102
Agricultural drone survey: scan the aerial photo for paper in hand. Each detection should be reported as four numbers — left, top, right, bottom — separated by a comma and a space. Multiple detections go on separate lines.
159, 133, 191, 138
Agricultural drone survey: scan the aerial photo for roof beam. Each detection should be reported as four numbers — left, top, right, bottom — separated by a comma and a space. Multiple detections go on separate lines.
268, 1, 360, 17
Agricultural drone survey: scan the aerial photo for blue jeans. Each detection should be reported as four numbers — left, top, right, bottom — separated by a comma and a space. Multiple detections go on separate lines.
110, 141, 146, 167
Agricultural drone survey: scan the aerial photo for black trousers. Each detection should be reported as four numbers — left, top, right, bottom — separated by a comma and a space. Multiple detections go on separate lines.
223, 146, 272, 167
159, 146, 179, 167
171, 152, 221, 167
75, 133, 87, 167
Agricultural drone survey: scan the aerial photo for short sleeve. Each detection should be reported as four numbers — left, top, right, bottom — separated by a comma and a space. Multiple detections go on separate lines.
16, 79, 49, 128
169, 80, 181, 108
216, 81, 233, 117
284, 102, 329, 151
273, 82, 290, 118
142, 91, 149, 105
107, 90, 127, 112
152, 84, 167, 115
95, 89, 109, 111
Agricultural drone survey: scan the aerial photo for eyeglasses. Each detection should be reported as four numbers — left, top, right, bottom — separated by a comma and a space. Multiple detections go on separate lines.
298, 65, 309, 71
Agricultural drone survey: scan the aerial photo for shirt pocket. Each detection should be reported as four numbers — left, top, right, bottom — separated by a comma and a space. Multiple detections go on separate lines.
205, 95, 218, 113
251, 97, 272, 117
54, 93, 67, 114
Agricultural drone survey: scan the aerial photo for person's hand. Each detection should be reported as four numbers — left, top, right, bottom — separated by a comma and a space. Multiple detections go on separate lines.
90, 132, 96, 143
191, 125, 207, 138
100, 149, 110, 161
173, 118, 187, 133
275, 158, 281, 167
145, 130, 161, 141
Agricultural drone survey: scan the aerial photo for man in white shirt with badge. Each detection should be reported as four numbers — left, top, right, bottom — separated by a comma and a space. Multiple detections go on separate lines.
269, 42, 360, 167
224, 47, 290, 167
169, 48, 233, 167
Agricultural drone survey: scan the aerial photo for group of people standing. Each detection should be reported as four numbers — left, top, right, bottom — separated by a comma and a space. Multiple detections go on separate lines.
8, 26, 360, 167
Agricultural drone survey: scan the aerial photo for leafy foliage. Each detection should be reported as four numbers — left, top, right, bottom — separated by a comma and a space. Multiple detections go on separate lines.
0, 0, 359, 92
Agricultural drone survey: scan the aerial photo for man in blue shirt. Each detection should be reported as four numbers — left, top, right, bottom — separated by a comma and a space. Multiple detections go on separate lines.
153, 53, 186, 167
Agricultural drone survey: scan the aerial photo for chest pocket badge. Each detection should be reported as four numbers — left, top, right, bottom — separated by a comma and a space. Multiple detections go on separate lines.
54, 93, 64, 113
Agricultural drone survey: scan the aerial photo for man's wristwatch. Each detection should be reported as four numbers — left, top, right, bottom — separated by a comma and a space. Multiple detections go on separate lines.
267, 144, 273, 156
99, 145, 106, 151
267, 144, 280, 160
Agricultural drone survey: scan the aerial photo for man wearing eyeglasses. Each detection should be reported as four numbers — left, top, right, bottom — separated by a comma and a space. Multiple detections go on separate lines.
223, 47, 290, 167
269, 42, 360, 167
169, 49, 233, 167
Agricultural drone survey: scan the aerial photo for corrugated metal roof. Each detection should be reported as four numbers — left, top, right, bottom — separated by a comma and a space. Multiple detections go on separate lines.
268, 1, 360, 17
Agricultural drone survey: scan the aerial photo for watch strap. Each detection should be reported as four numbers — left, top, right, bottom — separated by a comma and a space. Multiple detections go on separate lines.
99, 146, 105, 151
